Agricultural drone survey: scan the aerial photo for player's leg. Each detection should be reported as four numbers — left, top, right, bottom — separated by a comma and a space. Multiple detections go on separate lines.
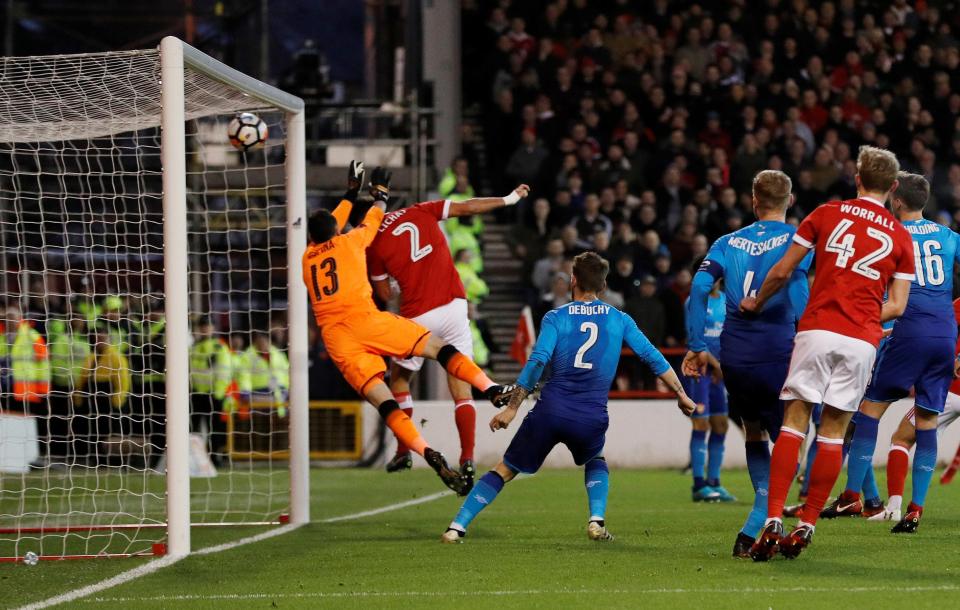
938, 393, 960, 484
441, 461, 517, 543
870, 412, 915, 521
442, 406, 554, 543
684, 375, 716, 501
751, 398, 814, 560
420, 335, 509, 405
822, 399, 890, 519
564, 416, 613, 540
892, 407, 938, 533
385, 361, 416, 473
706, 379, 733, 501
441, 300, 479, 478
448, 375, 477, 481
364, 380, 468, 494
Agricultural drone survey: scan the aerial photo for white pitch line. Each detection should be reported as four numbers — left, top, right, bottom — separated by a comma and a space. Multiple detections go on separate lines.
17, 490, 454, 610
84, 584, 960, 604
319, 490, 453, 523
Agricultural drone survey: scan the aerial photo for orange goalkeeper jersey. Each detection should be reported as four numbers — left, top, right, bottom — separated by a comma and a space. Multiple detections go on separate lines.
303, 200, 384, 327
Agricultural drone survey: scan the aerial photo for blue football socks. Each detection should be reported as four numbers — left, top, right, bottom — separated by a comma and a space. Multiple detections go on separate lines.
912, 428, 938, 508
741, 440, 770, 538
844, 412, 879, 495
450, 471, 505, 532
584, 457, 610, 521
707, 432, 725, 487
799, 437, 818, 497
690, 429, 708, 489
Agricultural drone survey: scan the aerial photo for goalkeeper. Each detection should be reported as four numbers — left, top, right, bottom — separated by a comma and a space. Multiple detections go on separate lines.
303, 162, 511, 495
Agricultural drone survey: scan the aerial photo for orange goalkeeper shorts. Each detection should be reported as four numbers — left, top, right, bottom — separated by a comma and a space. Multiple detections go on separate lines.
321, 310, 432, 394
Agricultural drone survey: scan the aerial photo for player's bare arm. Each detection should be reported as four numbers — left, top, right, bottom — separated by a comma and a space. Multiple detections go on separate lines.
489, 385, 529, 431
372, 278, 393, 303
880, 277, 911, 322
659, 367, 696, 416
681, 350, 709, 378
448, 184, 530, 217
741, 243, 808, 313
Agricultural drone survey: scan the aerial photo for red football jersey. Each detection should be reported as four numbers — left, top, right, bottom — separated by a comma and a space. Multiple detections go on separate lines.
950, 298, 960, 395
367, 199, 466, 318
794, 197, 915, 346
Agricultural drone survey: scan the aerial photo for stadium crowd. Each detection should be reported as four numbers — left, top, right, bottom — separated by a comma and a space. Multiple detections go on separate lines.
460, 0, 960, 351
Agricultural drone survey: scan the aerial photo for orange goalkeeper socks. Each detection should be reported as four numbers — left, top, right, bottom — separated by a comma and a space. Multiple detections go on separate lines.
385, 408, 427, 456
444, 352, 495, 392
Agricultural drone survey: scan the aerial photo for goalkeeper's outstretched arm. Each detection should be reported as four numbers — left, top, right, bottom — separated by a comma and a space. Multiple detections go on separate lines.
447, 184, 530, 218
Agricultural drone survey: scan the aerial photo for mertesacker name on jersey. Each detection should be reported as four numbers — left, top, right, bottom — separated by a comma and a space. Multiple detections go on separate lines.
839, 203, 896, 230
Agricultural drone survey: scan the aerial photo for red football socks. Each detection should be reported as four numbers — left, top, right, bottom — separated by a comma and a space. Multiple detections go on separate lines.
801, 437, 845, 526
454, 400, 476, 464
767, 427, 805, 520
887, 444, 910, 498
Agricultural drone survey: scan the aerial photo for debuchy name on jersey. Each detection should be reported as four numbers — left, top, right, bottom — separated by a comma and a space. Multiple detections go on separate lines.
895, 219, 960, 338
793, 197, 914, 346
367, 199, 466, 318
692, 220, 811, 365
517, 300, 670, 419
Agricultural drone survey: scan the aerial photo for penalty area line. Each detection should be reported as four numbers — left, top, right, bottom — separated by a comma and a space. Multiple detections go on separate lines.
84, 583, 960, 604
18, 490, 455, 610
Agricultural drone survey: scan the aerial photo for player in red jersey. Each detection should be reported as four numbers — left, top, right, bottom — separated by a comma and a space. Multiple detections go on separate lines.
367, 184, 530, 487
740, 146, 915, 560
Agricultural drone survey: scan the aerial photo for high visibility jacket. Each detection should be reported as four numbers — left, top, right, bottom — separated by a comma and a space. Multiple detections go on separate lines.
47, 319, 91, 390
4, 321, 51, 402
78, 345, 131, 409
244, 345, 289, 404
189, 338, 231, 400
131, 319, 165, 384
455, 261, 489, 303
222, 348, 252, 414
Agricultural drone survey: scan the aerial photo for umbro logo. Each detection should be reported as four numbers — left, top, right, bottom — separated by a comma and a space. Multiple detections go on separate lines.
586, 481, 602, 488
475, 495, 489, 504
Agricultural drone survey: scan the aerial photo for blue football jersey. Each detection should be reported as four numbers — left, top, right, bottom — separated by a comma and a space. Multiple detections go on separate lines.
895, 219, 960, 338
685, 292, 725, 359
690, 220, 812, 366
517, 300, 670, 418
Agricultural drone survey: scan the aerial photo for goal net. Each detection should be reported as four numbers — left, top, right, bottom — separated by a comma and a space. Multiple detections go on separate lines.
0, 38, 308, 561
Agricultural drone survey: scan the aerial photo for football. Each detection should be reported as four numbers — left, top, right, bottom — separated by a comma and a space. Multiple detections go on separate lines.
227, 112, 268, 150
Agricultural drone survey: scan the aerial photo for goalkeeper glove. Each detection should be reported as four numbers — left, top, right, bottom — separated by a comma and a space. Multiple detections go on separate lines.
344, 160, 365, 202
369, 166, 392, 203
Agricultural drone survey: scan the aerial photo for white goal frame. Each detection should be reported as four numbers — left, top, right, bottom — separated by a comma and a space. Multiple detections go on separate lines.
159, 36, 308, 557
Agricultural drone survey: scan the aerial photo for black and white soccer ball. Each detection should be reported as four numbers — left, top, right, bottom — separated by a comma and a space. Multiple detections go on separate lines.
228, 112, 268, 151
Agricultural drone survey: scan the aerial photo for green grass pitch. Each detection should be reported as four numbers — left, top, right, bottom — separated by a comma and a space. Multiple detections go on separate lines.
5, 466, 960, 609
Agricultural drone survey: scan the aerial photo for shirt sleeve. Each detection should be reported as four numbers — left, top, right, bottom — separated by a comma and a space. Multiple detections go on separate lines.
416, 199, 451, 221
893, 227, 916, 281
793, 207, 822, 249
698, 238, 726, 281
516, 311, 560, 391
622, 312, 671, 376
347, 205, 385, 249
367, 247, 388, 282
331, 199, 353, 231
686, 271, 714, 353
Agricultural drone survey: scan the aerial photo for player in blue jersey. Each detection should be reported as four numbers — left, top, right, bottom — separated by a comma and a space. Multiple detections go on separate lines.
820, 172, 960, 533
682, 273, 733, 503
682, 170, 811, 558
440, 252, 696, 543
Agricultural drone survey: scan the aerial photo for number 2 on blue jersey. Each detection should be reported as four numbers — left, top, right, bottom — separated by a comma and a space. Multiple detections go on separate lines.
574, 322, 598, 369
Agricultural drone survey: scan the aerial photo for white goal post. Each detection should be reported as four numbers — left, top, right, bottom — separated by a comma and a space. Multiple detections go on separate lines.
0, 36, 308, 561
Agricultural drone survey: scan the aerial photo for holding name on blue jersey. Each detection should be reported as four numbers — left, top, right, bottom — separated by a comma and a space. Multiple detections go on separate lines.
441, 253, 695, 544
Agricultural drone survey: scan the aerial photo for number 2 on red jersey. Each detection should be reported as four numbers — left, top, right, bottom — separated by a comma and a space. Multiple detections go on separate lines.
392, 221, 433, 262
